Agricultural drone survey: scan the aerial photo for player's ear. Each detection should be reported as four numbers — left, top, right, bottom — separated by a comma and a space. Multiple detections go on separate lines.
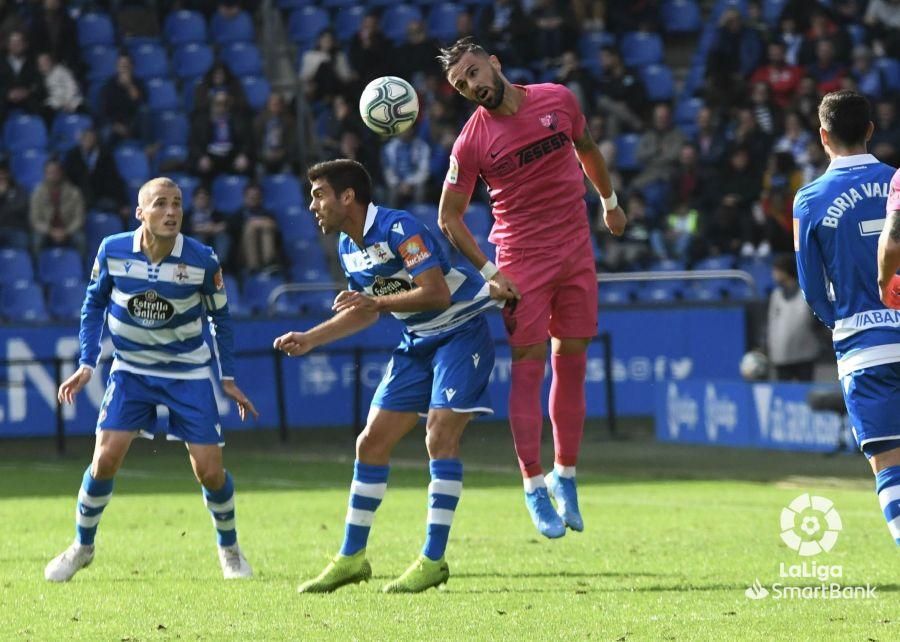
865, 121, 874, 142
489, 54, 501, 73
135, 206, 143, 224
819, 127, 829, 150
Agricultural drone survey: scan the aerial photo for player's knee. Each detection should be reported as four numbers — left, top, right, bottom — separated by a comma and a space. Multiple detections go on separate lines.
92, 451, 123, 479
356, 428, 389, 461
195, 465, 225, 489
425, 426, 460, 459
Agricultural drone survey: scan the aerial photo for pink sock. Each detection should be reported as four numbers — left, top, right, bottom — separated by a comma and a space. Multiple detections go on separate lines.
550, 353, 587, 467
509, 359, 545, 478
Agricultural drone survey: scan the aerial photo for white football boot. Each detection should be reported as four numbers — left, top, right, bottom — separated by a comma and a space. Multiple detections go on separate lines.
44, 542, 95, 582
218, 544, 252, 579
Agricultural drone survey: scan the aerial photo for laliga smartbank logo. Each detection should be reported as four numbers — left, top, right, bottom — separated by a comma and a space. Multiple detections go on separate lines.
744, 493, 877, 601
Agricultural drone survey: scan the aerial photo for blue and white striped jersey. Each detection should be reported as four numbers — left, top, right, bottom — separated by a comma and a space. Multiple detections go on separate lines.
79, 231, 234, 379
338, 204, 498, 336
794, 153, 899, 377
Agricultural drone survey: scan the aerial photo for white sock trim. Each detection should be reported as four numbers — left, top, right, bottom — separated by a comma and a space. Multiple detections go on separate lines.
429, 480, 462, 497
554, 464, 576, 479
523, 475, 546, 493
78, 489, 112, 508
346, 507, 375, 527
351, 480, 387, 499
878, 485, 900, 510
888, 515, 900, 540
427, 508, 455, 526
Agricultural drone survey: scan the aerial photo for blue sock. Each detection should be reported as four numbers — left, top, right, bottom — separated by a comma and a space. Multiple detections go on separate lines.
875, 466, 900, 546
340, 461, 389, 556
75, 466, 114, 546
203, 471, 237, 547
422, 459, 463, 561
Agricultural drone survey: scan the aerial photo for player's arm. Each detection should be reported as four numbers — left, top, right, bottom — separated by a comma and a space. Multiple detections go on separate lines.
794, 196, 835, 328
876, 205, 900, 306
273, 304, 380, 357
60, 243, 114, 404
573, 128, 626, 236
335, 265, 451, 314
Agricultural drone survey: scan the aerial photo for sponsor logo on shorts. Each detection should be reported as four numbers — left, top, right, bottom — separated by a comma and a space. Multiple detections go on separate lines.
127, 290, 176, 328
398, 234, 431, 269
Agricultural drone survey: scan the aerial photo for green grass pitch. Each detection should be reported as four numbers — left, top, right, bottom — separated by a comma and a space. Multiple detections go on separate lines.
0, 423, 897, 641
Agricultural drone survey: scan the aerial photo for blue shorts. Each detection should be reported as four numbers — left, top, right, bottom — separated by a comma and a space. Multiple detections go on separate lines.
372, 315, 494, 416
97, 369, 223, 445
841, 362, 900, 451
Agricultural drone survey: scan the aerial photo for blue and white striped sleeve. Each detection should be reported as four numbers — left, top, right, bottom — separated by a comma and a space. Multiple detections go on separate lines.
201, 251, 235, 379
794, 192, 835, 328
79, 240, 113, 369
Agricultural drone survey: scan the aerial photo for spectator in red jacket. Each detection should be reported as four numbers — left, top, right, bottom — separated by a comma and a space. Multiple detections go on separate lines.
750, 40, 804, 109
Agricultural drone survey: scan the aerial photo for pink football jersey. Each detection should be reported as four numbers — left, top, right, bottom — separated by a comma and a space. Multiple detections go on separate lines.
889, 167, 900, 214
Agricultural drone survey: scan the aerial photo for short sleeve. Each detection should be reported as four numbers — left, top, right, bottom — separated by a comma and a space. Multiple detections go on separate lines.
444, 124, 480, 195
557, 84, 586, 141
888, 168, 900, 214
388, 214, 442, 278
200, 249, 228, 311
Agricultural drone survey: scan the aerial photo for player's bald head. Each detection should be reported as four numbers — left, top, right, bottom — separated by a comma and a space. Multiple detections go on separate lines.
138, 177, 181, 207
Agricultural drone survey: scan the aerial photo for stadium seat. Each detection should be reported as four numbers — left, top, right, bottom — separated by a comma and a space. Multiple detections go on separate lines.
242, 272, 285, 315
1, 281, 48, 322
172, 44, 214, 82
155, 145, 188, 173
181, 77, 202, 113
38, 248, 83, 285
636, 279, 684, 303
276, 204, 319, 240
3, 115, 48, 152
262, 174, 304, 213
82, 45, 118, 82
240, 76, 271, 112
674, 97, 703, 127
166, 173, 200, 212
113, 144, 151, 191
382, 5, 423, 43
86, 211, 125, 252
223, 278, 248, 317
599, 282, 635, 304
683, 281, 725, 302
221, 42, 263, 77
578, 31, 616, 63
620, 31, 664, 68
210, 10, 254, 44
294, 290, 336, 315
10, 148, 48, 192
738, 257, 775, 297
334, 6, 367, 42
761, 0, 786, 27
276, 0, 315, 8
152, 110, 189, 147
129, 42, 169, 80
876, 58, 900, 92
163, 10, 207, 46
288, 6, 330, 46
660, 0, 702, 34
0, 248, 34, 281
77, 12, 115, 47
695, 255, 736, 271
649, 258, 686, 272
50, 113, 93, 153
640, 64, 675, 102
212, 174, 249, 216
639, 180, 671, 218
47, 278, 86, 321
145, 78, 180, 112
426, 2, 461, 42
614, 133, 641, 172
710, 0, 748, 22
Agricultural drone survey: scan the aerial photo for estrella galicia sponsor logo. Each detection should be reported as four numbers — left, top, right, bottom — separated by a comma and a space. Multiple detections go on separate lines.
372, 276, 412, 297
515, 131, 570, 167
127, 290, 175, 328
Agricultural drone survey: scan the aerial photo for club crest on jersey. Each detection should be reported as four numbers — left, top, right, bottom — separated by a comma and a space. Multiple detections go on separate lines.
175, 263, 189, 282
127, 289, 175, 328
398, 234, 431, 269
540, 112, 558, 130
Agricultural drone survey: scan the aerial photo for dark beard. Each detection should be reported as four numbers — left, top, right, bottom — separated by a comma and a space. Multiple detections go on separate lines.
481, 74, 505, 109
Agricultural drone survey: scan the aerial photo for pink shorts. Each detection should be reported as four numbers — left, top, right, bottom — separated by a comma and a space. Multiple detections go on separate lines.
496, 235, 598, 346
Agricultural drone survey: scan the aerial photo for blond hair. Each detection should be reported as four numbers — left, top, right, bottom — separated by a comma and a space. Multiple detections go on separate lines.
138, 177, 181, 207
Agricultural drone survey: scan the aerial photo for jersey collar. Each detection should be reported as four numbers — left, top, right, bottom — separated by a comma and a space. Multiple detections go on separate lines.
131, 230, 184, 258
826, 153, 879, 172
362, 203, 377, 236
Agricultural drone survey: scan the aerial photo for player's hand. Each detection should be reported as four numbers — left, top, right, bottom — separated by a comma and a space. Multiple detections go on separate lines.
489, 270, 521, 302
57, 366, 92, 405
221, 379, 259, 422
879, 274, 900, 309
332, 290, 379, 314
273, 331, 316, 357
602, 205, 627, 236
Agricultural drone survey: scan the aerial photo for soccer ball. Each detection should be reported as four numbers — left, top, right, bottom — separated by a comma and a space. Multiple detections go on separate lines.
739, 350, 769, 381
359, 76, 419, 136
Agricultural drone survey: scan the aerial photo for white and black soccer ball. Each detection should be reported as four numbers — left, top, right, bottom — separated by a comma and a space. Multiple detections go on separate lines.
359, 76, 419, 137
739, 350, 770, 381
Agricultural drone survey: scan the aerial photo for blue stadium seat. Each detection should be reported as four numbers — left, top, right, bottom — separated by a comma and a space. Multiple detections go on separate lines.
212, 174, 249, 215
50, 113, 93, 153
649, 258, 686, 271
181, 77, 202, 113
3, 114, 48, 152
288, 6, 330, 46
240, 76, 271, 112
738, 256, 775, 296
221, 42, 263, 77
335, 6, 367, 42
276, 0, 316, 8
38, 248, 83, 284
614, 133, 641, 171
683, 281, 725, 302
639, 180, 671, 218
86, 211, 125, 252
761, 0, 786, 27
152, 110, 189, 146
48, 278, 86, 321
599, 282, 635, 304
0, 248, 34, 281
2, 282, 48, 322
155, 145, 188, 173
82, 45, 118, 82
464, 202, 492, 239
210, 10, 254, 44
276, 204, 318, 240
620, 31, 664, 68
382, 5, 423, 43
145, 78, 180, 112
129, 42, 169, 80
695, 255, 736, 270
10, 149, 48, 192
242, 272, 285, 315
641, 64, 675, 102
163, 10, 207, 46
77, 12, 115, 47
876, 58, 900, 92
660, 0, 701, 34
636, 279, 684, 303
172, 44, 214, 82
674, 96, 703, 126
426, 2, 461, 42
113, 144, 150, 191
262, 174, 304, 212
710, 0, 748, 22
166, 173, 200, 211
224, 278, 248, 318
578, 31, 616, 63
294, 290, 337, 316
